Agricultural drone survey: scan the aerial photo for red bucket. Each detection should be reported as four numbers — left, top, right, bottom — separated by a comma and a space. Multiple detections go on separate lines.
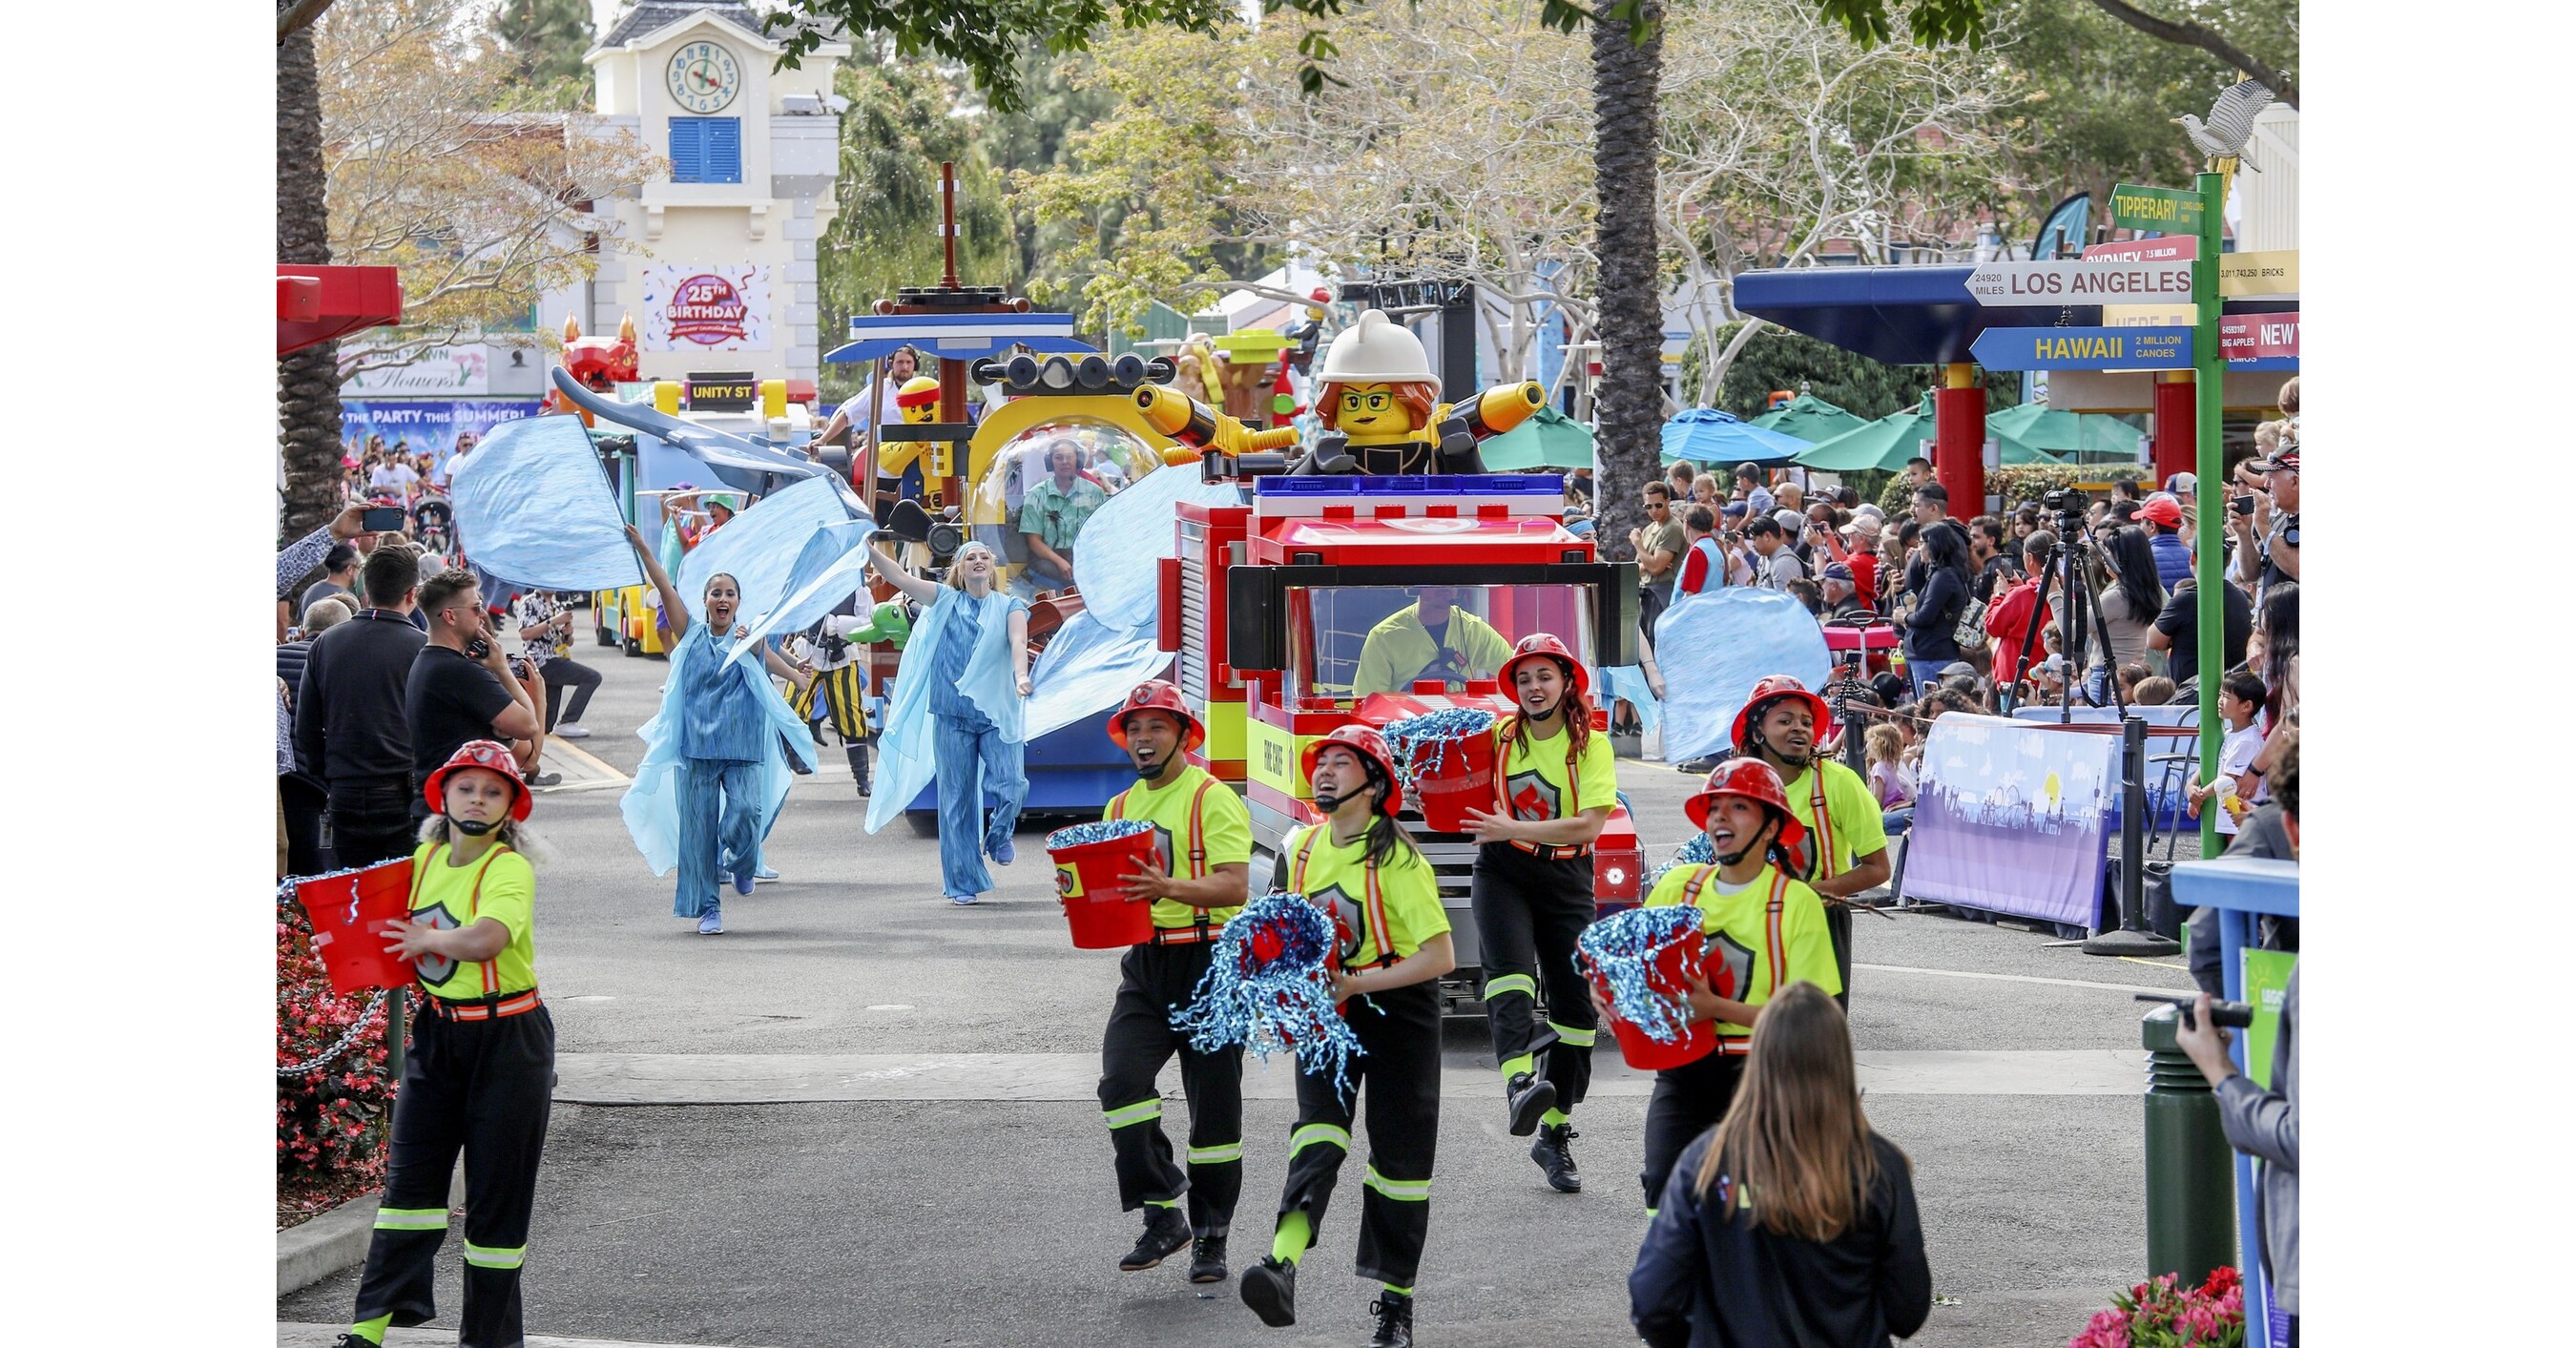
294, 860, 419, 994
1051, 831, 1159, 949
1407, 729, 1497, 834
1591, 935, 1716, 1070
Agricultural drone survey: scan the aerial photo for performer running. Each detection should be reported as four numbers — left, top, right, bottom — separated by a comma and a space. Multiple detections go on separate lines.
619, 526, 816, 934
1729, 674, 1891, 1001
1093, 680, 1254, 1284
1619, 758, 1842, 1212
335, 741, 551, 1348
1241, 726, 1456, 1348
1462, 633, 1616, 1192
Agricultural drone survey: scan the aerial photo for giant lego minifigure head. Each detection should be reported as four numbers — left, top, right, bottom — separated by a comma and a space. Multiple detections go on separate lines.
1315, 309, 1439, 446
896, 375, 942, 425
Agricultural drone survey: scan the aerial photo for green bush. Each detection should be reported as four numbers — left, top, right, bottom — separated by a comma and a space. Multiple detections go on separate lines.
1875, 464, 2088, 518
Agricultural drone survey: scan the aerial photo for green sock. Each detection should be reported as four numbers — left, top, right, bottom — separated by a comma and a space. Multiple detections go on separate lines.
1271, 1210, 1312, 1265
1146, 1197, 1179, 1210
1381, 1282, 1414, 1297
1499, 1053, 1535, 1082
346, 1316, 391, 1346
1541, 1107, 1569, 1128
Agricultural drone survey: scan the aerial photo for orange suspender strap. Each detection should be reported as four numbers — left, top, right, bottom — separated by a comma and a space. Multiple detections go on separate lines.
1806, 766, 1839, 880
1291, 827, 1319, 892
1363, 850, 1393, 965
1764, 870, 1790, 1001
1185, 778, 1215, 880
466, 845, 514, 997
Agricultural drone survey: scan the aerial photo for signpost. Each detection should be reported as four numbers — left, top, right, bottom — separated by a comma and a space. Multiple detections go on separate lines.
2109, 182, 2205, 235
2219, 312, 2299, 369
1970, 325, 2193, 371
2192, 171, 2227, 870
1963, 259, 2196, 305
2216, 250, 2299, 298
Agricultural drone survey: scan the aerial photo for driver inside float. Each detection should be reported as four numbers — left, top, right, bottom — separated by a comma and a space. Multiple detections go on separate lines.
1350, 586, 1516, 697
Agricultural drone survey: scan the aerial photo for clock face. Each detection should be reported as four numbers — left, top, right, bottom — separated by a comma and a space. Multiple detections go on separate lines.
666, 41, 740, 114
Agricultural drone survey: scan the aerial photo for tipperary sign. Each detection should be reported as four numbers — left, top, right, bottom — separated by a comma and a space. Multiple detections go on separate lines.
1969, 325, 2193, 371
2109, 182, 2204, 235
1963, 259, 2195, 306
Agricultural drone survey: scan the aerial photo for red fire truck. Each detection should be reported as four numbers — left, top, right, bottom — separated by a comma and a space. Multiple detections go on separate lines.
1157, 472, 1644, 1013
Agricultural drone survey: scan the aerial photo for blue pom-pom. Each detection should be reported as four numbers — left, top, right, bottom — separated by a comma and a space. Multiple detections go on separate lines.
1381, 707, 1496, 787
1170, 892, 1366, 1095
1045, 818, 1154, 851
1577, 904, 1706, 1045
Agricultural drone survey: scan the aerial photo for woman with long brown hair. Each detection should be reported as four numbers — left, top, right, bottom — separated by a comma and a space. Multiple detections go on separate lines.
1629, 981, 1930, 1347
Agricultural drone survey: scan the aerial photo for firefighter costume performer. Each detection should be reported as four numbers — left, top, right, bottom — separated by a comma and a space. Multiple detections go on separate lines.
338, 741, 554, 1348
1629, 758, 1842, 1212
1092, 680, 1256, 1284
1462, 633, 1617, 1192
1240, 726, 1457, 1348
1730, 674, 1891, 1004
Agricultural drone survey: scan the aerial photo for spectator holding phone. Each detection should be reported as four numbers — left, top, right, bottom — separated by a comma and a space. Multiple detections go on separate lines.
406, 570, 545, 826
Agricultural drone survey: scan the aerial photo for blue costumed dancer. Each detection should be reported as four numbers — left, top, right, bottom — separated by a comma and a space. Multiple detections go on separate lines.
618, 524, 816, 934
862, 537, 1031, 904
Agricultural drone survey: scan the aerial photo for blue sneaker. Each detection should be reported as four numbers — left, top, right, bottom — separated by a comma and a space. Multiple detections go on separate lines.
733, 868, 757, 897
754, 865, 779, 883
698, 904, 725, 934
948, 892, 980, 906
989, 837, 1016, 866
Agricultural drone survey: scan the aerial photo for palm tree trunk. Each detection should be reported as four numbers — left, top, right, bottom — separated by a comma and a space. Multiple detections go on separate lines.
1589, 0, 1665, 580
278, 10, 343, 543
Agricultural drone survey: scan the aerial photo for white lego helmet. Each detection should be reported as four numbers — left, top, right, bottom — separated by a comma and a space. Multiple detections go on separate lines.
1317, 309, 1435, 384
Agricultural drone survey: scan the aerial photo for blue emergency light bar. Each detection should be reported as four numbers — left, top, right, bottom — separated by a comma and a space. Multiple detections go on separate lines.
1252, 474, 1566, 498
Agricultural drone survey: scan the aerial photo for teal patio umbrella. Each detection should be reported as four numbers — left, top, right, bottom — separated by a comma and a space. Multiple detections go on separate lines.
1481, 404, 1595, 470
1986, 404, 2145, 463
1749, 393, 1868, 445
1660, 407, 1811, 465
1796, 403, 2061, 472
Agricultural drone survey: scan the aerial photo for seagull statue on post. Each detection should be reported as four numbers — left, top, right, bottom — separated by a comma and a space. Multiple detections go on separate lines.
2174, 77, 2275, 173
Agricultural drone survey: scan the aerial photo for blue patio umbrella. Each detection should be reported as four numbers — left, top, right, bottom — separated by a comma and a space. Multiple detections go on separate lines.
1659, 407, 1811, 466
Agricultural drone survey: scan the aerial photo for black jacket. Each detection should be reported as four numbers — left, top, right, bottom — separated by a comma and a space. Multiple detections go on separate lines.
1902, 567, 1967, 665
1631, 1130, 1931, 1348
294, 609, 425, 789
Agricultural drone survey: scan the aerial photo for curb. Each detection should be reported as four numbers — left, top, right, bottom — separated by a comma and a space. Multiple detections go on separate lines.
278, 1167, 464, 1296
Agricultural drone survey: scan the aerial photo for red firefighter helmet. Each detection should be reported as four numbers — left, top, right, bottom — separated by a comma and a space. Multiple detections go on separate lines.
1730, 674, 1835, 752
423, 738, 533, 821
1301, 724, 1405, 816
1684, 757, 1805, 850
1497, 632, 1589, 696
1107, 679, 1206, 753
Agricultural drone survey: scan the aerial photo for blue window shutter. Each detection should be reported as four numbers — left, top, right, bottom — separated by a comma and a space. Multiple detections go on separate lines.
668, 118, 704, 182
708, 117, 741, 184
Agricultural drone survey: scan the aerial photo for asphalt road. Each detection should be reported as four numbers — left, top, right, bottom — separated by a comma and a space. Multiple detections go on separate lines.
281, 637, 2195, 1347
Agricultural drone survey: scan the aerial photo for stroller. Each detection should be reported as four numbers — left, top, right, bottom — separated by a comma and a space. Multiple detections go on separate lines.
413, 496, 454, 555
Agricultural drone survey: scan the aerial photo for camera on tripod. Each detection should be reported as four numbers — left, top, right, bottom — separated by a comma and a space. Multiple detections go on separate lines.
2043, 486, 2088, 533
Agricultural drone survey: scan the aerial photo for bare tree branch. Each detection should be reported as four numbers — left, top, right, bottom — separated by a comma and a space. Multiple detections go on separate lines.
278, 0, 336, 41
2088, 0, 2298, 108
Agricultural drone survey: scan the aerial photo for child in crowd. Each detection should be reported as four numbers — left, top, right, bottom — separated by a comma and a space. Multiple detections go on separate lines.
2186, 672, 2269, 837
2131, 676, 2176, 706
1864, 724, 1912, 811
2115, 661, 2150, 704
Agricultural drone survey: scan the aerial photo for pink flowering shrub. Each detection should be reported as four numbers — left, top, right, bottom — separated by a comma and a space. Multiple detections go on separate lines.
277, 892, 395, 1222
2068, 1266, 2245, 1348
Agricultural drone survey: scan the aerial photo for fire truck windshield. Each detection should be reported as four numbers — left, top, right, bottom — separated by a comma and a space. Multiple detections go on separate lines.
1288, 584, 1598, 700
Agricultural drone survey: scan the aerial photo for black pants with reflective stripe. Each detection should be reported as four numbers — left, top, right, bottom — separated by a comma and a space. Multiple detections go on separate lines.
1825, 899, 1853, 1008
1638, 1048, 1745, 1210
1276, 980, 1442, 1287
1098, 941, 1244, 1236
1468, 846, 1597, 1110
352, 1000, 555, 1348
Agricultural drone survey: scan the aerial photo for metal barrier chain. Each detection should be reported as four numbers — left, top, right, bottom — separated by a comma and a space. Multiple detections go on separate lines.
278, 988, 393, 1076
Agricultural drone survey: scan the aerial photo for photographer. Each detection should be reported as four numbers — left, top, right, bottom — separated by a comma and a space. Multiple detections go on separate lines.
406, 570, 545, 826
1900, 522, 1971, 696
512, 590, 604, 742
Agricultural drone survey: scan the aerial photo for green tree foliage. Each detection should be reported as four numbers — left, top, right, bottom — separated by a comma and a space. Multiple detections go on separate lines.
975, 43, 1119, 294
816, 57, 1017, 402
485, 0, 596, 105
1685, 321, 2020, 422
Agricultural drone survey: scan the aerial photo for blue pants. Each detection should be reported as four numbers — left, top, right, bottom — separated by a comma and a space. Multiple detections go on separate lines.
933, 712, 1026, 898
675, 757, 759, 917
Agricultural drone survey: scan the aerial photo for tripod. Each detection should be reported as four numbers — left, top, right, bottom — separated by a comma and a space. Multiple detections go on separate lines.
1998, 517, 2127, 722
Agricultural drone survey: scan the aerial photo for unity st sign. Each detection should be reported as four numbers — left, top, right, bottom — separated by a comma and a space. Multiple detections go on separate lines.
1963, 259, 2195, 306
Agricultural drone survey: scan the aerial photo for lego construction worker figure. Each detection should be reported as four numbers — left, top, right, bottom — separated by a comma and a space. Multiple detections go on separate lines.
1240, 726, 1456, 1348
337, 741, 552, 1348
1092, 680, 1256, 1286
1461, 635, 1620, 1192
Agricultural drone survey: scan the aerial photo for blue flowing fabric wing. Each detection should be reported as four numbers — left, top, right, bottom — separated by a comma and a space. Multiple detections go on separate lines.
1023, 611, 1174, 740
1652, 590, 1832, 762
449, 414, 643, 591
1603, 664, 1661, 733
1072, 468, 1246, 631
721, 518, 881, 668
675, 473, 860, 623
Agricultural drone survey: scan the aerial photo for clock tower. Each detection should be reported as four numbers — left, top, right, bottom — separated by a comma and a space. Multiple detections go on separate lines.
583, 2, 849, 386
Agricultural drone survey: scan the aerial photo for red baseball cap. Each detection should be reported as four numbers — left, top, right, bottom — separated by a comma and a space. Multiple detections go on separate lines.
2138, 496, 2183, 527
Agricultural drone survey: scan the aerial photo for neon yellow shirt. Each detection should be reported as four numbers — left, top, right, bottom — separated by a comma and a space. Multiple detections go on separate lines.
1106, 765, 1254, 930
1282, 823, 1450, 969
1642, 861, 1839, 1051
1494, 718, 1620, 858
405, 841, 537, 1000
1776, 760, 1889, 881
1350, 605, 1514, 697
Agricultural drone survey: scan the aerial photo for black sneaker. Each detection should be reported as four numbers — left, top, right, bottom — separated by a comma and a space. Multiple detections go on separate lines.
1189, 1234, 1229, 1284
1506, 1070, 1557, 1137
1240, 1255, 1298, 1327
1367, 1291, 1416, 1348
1531, 1123, 1583, 1192
1120, 1206, 1193, 1272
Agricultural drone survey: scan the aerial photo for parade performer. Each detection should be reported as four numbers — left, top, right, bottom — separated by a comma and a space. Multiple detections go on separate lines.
1350, 585, 1514, 697
1461, 634, 1616, 1192
864, 536, 1030, 904
1620, 758, 1841, 1212
1730, 674, 1890, 1003
794, 593, 911, 798
1240, 726, 1456, 1348
1092, 680, 1255, 1284
335, 741, 552, 1348
618, 526, 816, 935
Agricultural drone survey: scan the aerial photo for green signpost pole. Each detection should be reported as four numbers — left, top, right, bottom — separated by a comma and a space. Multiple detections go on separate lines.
2192, 170, 2226, 859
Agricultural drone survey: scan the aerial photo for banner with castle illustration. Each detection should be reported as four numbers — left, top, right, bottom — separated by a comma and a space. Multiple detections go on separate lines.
638, 264, 773, 353
1903, 714, 2117, 926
